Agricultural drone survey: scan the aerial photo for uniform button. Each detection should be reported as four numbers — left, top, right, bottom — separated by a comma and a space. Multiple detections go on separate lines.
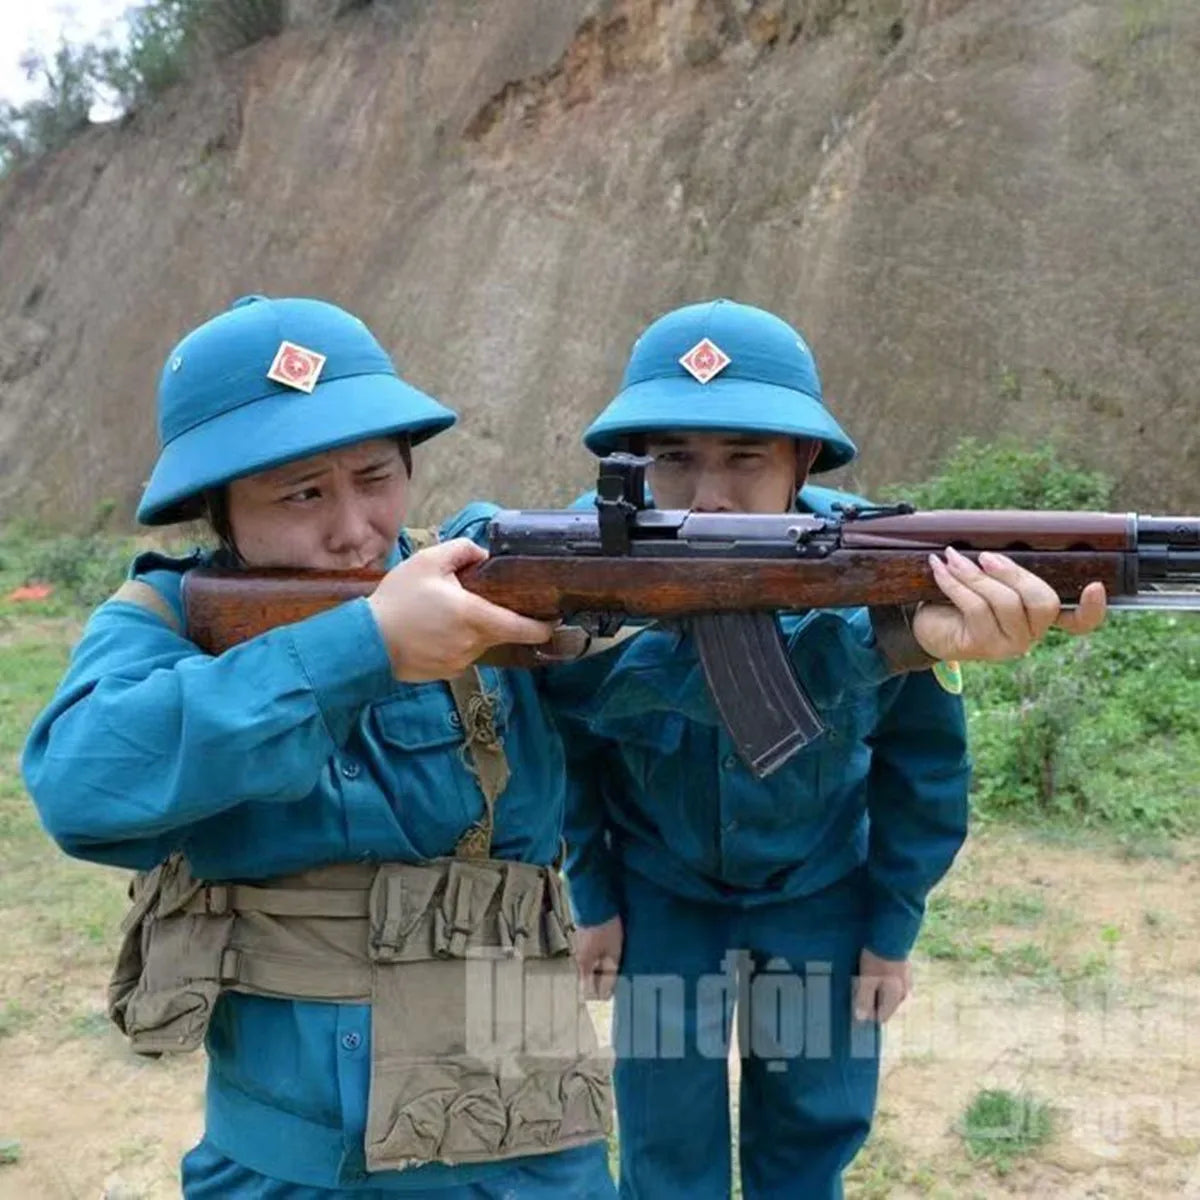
341, 760, 360, 779
725, 820, 739, 833
722, 755, 738, 771
341, 1031, 362, 1051
448, 711, 462, 729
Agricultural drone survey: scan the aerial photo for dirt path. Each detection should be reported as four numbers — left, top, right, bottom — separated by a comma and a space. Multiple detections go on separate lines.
852, 830, 1200, 1197
2, 829, 1198, 1198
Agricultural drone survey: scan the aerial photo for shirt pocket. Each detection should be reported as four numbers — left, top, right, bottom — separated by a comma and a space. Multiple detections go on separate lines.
589, 708, 685, 752
584, 709, 691, 804
373, 671, 516, 750
762, 693, 876, 827
368, 674, 516, 851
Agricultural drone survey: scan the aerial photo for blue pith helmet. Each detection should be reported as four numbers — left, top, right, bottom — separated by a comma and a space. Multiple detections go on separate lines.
583, 299, 857, 473
136, 295, 457, 525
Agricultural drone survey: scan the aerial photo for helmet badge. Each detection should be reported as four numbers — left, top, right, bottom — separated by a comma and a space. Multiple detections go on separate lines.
267, 341, 327, 393
679, 338, 731, 384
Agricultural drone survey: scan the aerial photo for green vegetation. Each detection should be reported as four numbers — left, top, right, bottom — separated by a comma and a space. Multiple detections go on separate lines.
957, 1088, 1055, 1173
843, 1130, 949, 1197
889, 437, 1200, 837
0, 40, 98, 166
964, 613, 1200, 834
101, 0, 286, 111
884, 434, 1113, 511
0, 1000, 35, 1039
15, 529, 139, 610
914, 887, 1121, 996
1, 0, 287, 173
0, 550, 132, 977
917, 887, 1047, 963
0, 502, 197, 614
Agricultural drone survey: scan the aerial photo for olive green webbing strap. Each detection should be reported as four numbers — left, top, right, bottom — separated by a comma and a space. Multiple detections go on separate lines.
110, 580, 183, 634
404, 528, 512, 861
446, 668, 510, 859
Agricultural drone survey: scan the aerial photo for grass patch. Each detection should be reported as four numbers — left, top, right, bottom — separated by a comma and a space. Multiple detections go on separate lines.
0, 1000, 35, 1039
0, 637, 73, 856
0, 516, 138, 612
916, 888, 1048, 964
915, 885, 1125, 998
68, 1009, 114, 1039
844, 1130, 946, 1197
957, 1088, 1055, 1173
0, 1139, 21, 1165
0, 618, 131, 970
1077, 0, 1180, 88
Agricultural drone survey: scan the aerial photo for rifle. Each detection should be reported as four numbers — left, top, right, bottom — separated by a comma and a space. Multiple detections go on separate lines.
183, 455, 1200, 779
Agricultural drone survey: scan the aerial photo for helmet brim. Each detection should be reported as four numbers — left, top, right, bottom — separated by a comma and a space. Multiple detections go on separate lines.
137, 371, 455, 525
582, 375, 857, 473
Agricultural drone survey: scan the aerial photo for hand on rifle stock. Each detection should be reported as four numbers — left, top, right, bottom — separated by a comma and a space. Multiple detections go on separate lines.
913, 547, 1109, 662
367, 539, 555, 683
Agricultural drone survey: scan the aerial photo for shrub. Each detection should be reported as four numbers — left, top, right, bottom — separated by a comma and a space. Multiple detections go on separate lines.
3, 0, 288, 168
100, 0, 286, 108
888, 437, 1200, 834
884, 436, 1114, 511
0, 40, 100, 169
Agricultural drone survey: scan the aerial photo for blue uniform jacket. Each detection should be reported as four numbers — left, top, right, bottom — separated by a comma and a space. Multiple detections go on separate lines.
20, 505, 574, 1192
546, 484, 972, 962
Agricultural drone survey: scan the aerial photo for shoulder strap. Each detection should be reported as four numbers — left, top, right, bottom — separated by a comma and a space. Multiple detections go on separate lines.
109, 579, 183, 635
403, 526, 440, 552
447, 668, 511, 859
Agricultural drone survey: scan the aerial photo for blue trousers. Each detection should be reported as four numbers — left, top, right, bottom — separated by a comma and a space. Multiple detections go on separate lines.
181, 1139, 615, 1198
612, 866, 881, 1199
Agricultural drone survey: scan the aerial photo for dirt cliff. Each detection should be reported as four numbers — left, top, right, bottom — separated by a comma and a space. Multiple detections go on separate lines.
1, 0, 1197, 526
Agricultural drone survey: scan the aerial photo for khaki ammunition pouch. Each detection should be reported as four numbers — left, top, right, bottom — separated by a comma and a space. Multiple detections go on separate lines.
107, 854, 611, 1170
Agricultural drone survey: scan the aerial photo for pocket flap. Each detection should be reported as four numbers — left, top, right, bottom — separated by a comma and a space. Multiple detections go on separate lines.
372, 676, 514, 751
370, 864, 445, 961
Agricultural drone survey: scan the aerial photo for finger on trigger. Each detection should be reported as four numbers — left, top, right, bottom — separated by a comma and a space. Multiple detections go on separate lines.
495, 612, 556, 645
463, 594, 555, 645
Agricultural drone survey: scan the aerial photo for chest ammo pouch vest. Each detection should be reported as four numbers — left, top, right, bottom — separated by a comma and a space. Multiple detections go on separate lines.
105, 534, 612, 1172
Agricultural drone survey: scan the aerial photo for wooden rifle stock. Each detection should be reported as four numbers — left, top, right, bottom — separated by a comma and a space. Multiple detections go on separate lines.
181, 546, 1136, 659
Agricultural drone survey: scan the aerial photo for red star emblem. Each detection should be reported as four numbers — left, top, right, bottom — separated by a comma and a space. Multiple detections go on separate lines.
267, 341, 327, 393
679, 338, 731, 384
